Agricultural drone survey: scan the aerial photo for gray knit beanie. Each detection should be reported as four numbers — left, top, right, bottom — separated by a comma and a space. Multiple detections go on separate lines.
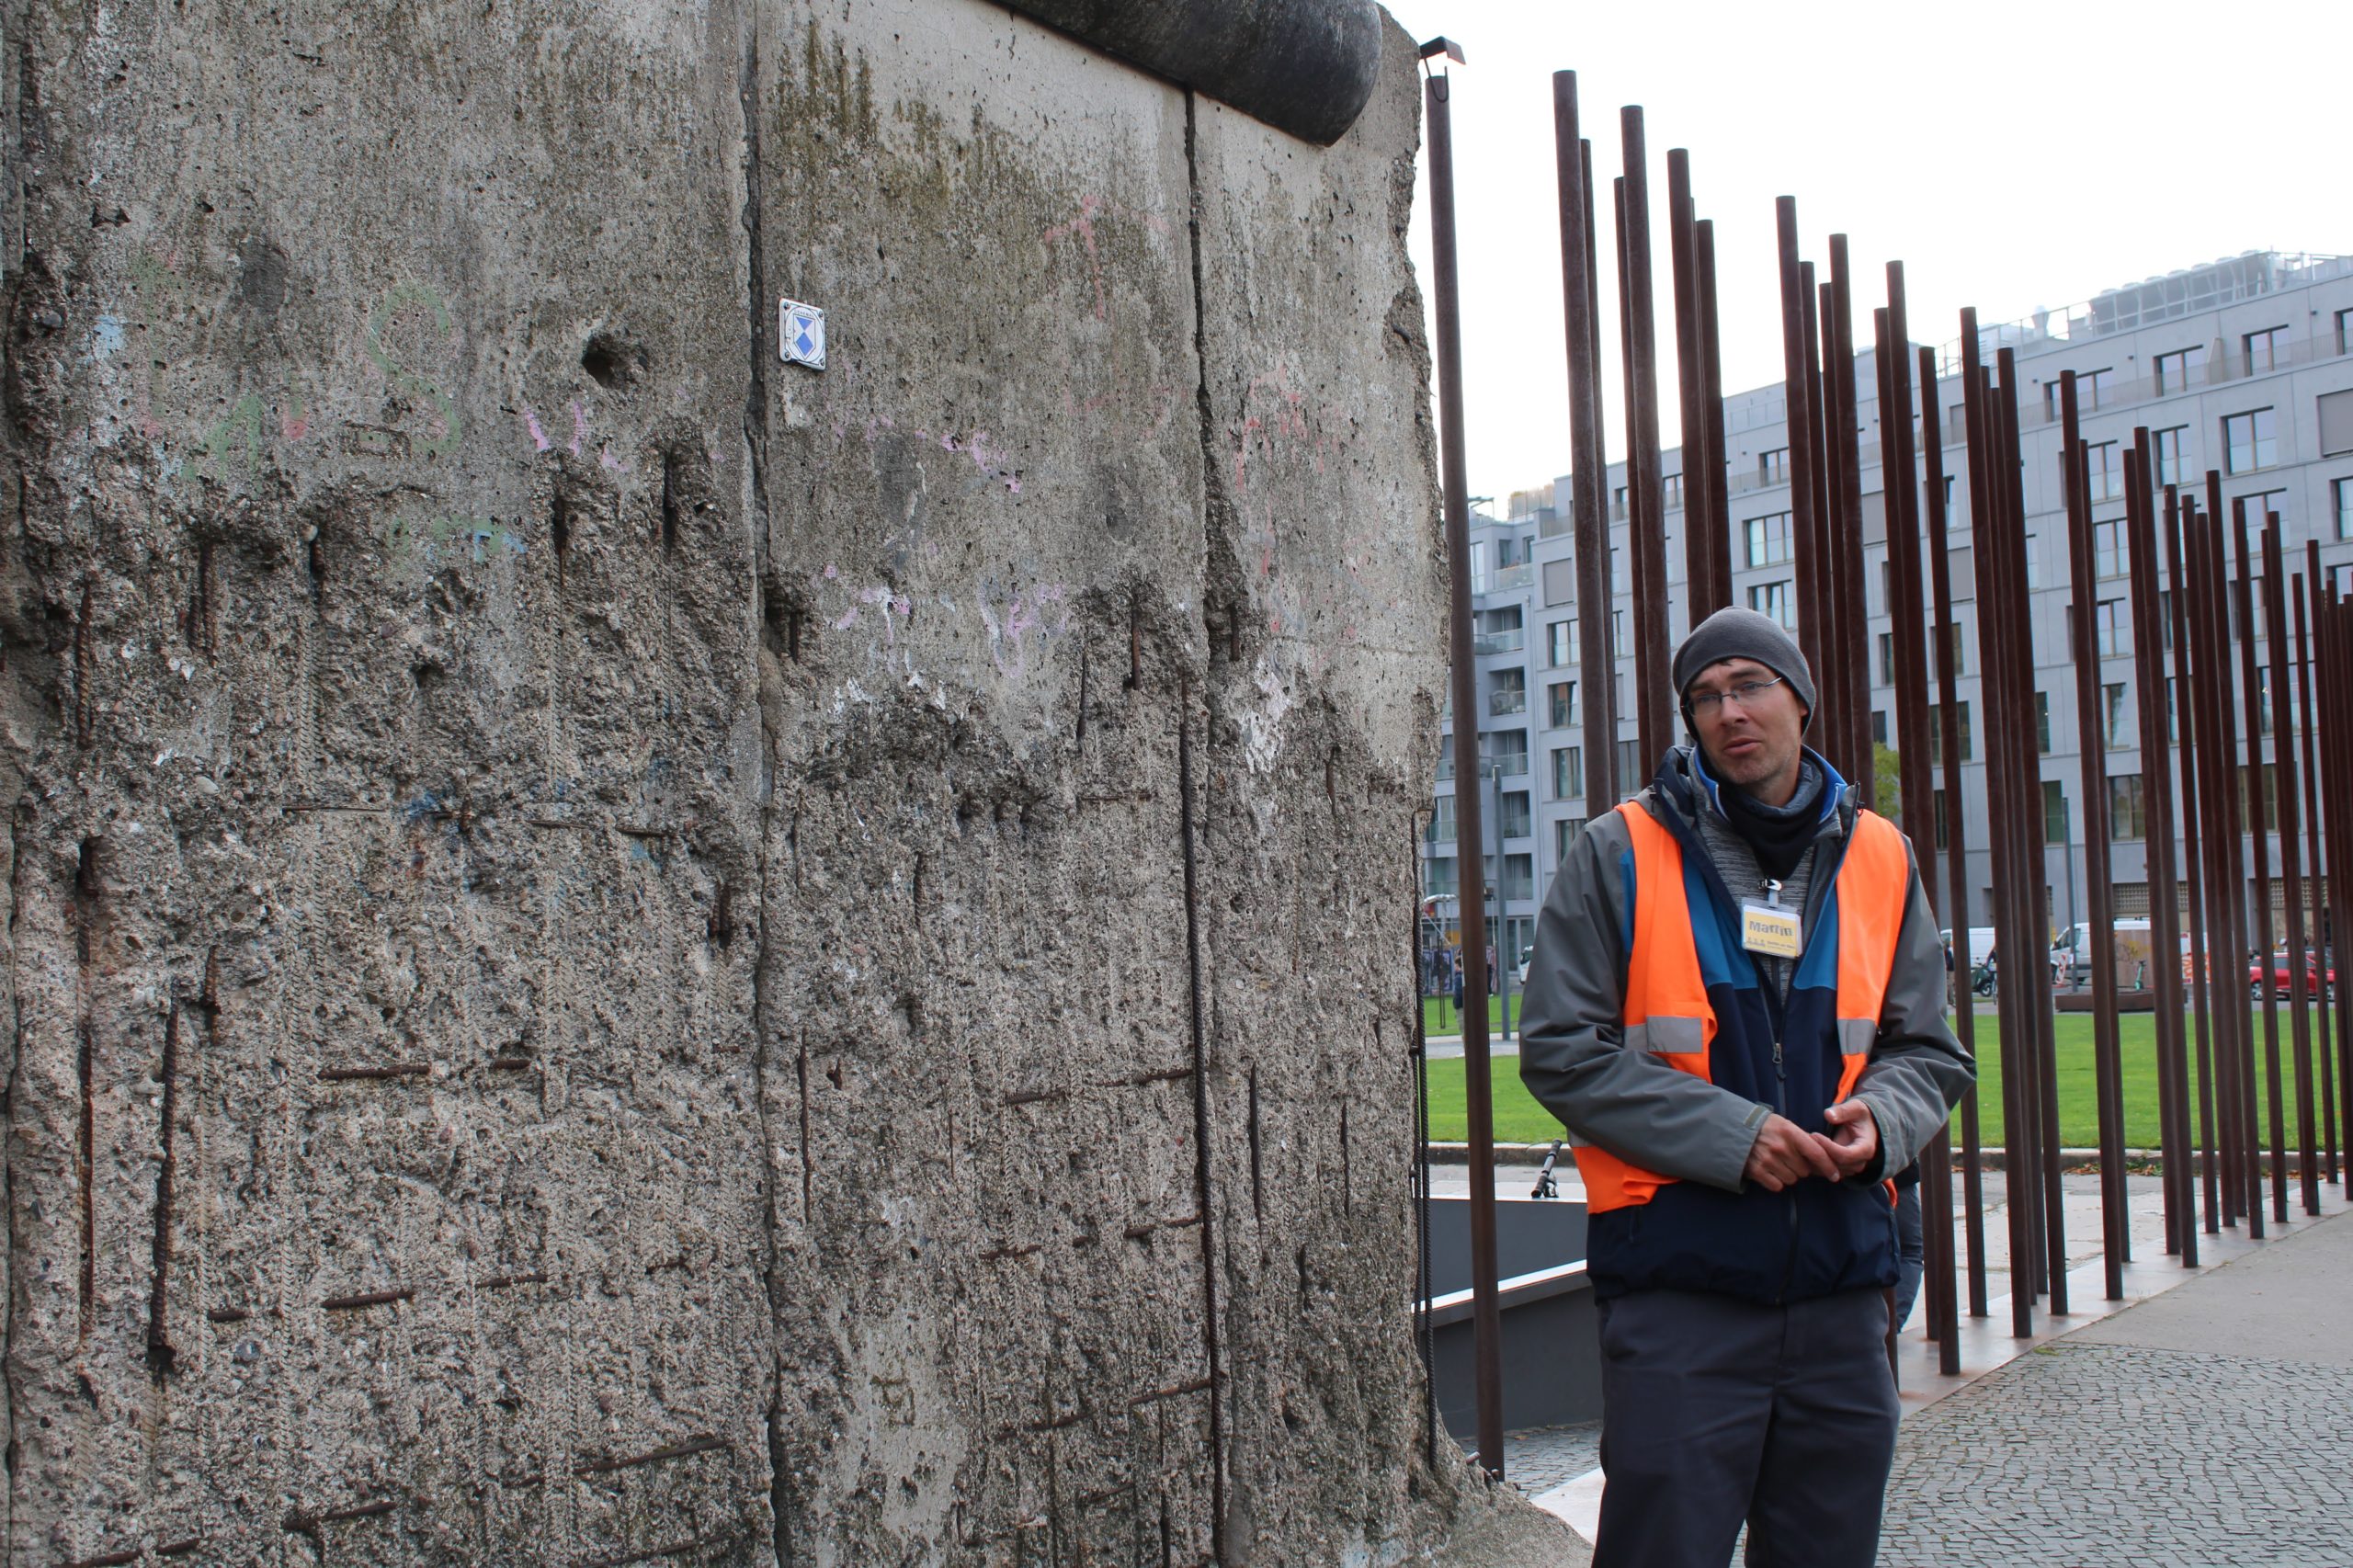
1671, 606, 1816, 723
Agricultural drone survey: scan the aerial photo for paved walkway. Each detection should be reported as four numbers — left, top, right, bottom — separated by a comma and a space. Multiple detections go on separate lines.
1880, 1199, 2353, 1566
1452, 1165, 2353, 1563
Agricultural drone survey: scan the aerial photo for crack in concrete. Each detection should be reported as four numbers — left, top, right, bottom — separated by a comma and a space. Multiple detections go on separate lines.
737, 15, 792, 1566
1179, 86, 1231, 1550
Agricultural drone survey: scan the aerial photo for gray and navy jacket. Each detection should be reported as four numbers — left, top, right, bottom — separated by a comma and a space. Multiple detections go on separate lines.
1518, 745, 1973, 1304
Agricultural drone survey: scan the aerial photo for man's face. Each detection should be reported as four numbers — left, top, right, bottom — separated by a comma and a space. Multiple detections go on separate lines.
1684, 657, 1806, 797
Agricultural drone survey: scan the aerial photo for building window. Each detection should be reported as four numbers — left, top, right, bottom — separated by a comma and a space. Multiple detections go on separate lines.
1611, 608, 1627, 658
2045, 368, 2115, 417
2105, 682, 2130, 748
2035, 690, 2051, 754
1426, 856, 1457, 897
2165, 678, 2179, 745
2089, 440, 2127, 501
2043, 781, 2069, 843
1878, 632, 1894, 687
2109, 774, 2146, 841
1931, 788, 1949, 850
1612, 484, 1628, 521
1500, 790, 1532, 840
1554, 816, 1586, 862
1489, 667, 1527, 717
2239, 764, 2278, 827
1551, 744, 1583, 801
1548, 680, 1577, 730
1929, 701, 1973, 766
2093, 519, 2127, 579
2339, 308, 2353, 356
1745, 511, 1793, 567
1547, 618, 1575, 667
1487, 729, 1529, 777
1760, 448, 1788, 484
1438, 740, 1453, 781
1748, 579, 1795, 631
1502, 854, 1534, 901
2023, 535, 2040, 592
2096, 597, 2130, 657
2153, 425, 2188, 485
1938, 621, 1967, 678
2223, 407, 2277, 474
1871, 710, 1888, 744
1662, 472, 1684, 511
2243, 325, 2287, 375
1617, 739, 1642, 793
1429, 795, 1457, 843
2154, 346, 2207, 394
2238, 488, 2287, 531
2336, 478, 2353, 540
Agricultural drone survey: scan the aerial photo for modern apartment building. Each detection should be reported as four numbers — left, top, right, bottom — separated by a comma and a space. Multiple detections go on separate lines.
1427, 250, 2353, 974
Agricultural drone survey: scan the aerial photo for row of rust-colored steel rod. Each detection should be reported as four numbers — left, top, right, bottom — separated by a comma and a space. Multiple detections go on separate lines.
1429, 63, 2353, 1471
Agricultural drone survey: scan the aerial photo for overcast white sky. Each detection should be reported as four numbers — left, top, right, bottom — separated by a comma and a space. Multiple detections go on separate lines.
1376, 0, 2347, 506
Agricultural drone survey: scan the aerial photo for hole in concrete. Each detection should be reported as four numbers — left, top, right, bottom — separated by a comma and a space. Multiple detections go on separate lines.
581, 333, 642, 390
761, 587, 804, 662
551, 488, 572, 578
660, 449, 681, 552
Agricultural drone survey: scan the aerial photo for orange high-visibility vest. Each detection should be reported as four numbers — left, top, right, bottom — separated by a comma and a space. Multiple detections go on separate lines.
1572, 800, 1913, 1213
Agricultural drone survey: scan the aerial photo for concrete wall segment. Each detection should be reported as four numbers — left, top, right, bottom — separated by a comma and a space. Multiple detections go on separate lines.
0, 1, 1580, 1562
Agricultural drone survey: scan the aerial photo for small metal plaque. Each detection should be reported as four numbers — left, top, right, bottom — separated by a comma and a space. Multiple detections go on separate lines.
779, 299, 826, 369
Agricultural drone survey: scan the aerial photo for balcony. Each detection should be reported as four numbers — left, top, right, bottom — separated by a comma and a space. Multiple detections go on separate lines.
1492, 562, 1536, 591
1473, 631, 1526, 656
1488, 689, 1528, 717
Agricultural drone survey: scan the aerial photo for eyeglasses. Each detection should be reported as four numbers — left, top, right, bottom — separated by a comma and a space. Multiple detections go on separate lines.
1684, 675, 1785, 716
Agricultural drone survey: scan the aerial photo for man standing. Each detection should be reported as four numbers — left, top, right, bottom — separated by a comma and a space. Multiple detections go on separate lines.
1519, 607, 1972, 1568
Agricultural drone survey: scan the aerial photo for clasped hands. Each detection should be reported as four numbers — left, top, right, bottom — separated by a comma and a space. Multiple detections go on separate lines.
1742, 1102, 1877, 1192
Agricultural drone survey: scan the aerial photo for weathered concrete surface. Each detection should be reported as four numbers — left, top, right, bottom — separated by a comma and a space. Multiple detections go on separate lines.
0, 1, 1582, 1562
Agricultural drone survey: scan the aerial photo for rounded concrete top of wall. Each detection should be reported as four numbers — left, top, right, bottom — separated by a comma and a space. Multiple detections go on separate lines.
1000, 0, 1383, 146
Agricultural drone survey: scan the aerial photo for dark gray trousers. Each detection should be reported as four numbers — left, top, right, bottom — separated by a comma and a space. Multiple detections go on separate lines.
1592, 1287, 1899, 1568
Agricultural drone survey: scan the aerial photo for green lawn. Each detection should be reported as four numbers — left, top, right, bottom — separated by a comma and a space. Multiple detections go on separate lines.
1422, 994, 1521, 1037
1426, 1010, 2332, 1151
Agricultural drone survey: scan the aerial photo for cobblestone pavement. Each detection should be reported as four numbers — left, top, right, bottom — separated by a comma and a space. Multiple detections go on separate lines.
1495, 1420, 1601, 1497
1879, 1340, 2353, 1566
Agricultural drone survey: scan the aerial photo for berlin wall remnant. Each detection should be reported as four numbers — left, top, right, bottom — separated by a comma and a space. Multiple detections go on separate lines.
0, 2, 1579, 1562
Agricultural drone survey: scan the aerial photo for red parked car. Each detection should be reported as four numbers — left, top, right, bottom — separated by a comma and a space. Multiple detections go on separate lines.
2249, 950, 2336, 1000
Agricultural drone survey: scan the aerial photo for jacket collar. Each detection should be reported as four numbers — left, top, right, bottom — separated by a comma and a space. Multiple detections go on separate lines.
1658, 743, 1849, 834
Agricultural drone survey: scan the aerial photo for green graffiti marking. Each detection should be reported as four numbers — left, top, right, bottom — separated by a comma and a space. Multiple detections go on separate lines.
365, 281, 463, 457
379, 513, 519, 565
199, 394, 267, 481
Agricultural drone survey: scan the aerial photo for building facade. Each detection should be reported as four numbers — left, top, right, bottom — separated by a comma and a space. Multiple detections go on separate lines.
1428, 251, 2353, 977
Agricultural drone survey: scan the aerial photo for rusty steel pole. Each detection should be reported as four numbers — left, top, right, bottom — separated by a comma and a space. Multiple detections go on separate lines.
2298, 550, 2341, 1182
1616, 118, 1674, 774
2325, 576, 2353, 1134
1996, 347, 2068, 1314
1880, 288, 1956, 1369
1697, 219, 1733, 614
1777, 206, 1823, 727
1826, 241, 1871, 797
2187, 497, 2242, 1229
2228, 495, 2286, 1224
2061, 374, 2125, 1296
2195, 486, 2257, 1233
1422, 68, 1503, 1479
1552, 75, 1616, 818
1666, 149, 1712, 619
1961, 325, 2037, 1334
2166, 488, 2222, 1233
1922, 347, 1989, 1320
2260, 518, 2319, 1215
2127, 450, 2197, 1266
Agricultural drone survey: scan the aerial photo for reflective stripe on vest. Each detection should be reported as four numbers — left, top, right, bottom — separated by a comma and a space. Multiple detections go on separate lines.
1570, 800, 1913, 1213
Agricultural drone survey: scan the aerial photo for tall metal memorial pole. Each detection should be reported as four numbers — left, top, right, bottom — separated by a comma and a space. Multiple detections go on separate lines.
1420, 46, 1503, 1478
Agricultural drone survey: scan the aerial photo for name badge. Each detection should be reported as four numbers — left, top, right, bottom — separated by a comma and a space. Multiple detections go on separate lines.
1741, 899, 1803, 959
